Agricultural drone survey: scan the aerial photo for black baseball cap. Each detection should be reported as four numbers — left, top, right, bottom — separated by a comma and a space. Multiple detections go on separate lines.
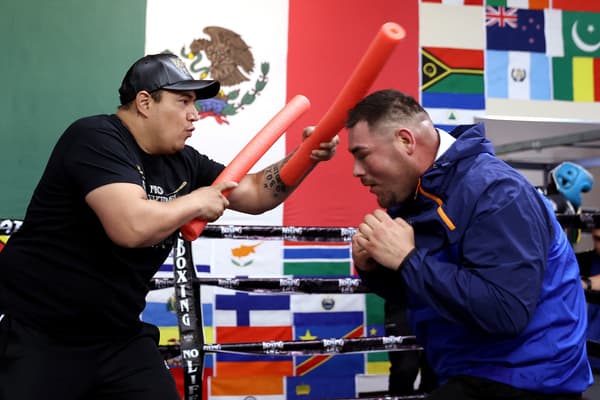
118, 53, 220, 105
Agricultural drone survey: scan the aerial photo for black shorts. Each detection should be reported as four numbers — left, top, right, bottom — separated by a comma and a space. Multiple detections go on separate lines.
0, 313, 180, 400
428, 375, 582, 400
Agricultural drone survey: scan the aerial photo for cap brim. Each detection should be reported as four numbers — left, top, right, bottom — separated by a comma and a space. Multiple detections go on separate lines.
163, 80, 220, 100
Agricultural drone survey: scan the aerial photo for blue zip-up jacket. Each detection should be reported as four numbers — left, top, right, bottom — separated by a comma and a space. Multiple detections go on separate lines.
358, 123, 592, 393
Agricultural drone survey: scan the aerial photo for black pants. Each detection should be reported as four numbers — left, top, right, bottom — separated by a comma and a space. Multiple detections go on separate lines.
0, 313, 180, 400
428, 375, 582, 400
385, 300, 438, 394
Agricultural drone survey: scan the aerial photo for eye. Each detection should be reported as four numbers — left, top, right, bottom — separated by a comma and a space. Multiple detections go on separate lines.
356, 152, 368, 160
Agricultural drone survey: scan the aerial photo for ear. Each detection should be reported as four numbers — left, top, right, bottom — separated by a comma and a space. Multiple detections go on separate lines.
135, 91, 152, 116
395, 128, 416, 154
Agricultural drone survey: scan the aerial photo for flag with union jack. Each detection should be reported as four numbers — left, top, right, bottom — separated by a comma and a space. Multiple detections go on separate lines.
486, 6, 546, 52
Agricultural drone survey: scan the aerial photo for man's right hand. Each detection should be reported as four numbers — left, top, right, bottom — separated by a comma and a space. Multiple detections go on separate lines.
192, 181, 238, 222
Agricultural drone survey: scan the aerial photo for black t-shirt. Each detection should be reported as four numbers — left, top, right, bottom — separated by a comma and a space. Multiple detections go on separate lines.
0, 114, 224, 341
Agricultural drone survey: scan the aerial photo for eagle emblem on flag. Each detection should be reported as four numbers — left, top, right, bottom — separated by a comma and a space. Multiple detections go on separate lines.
169, 26, 270, 124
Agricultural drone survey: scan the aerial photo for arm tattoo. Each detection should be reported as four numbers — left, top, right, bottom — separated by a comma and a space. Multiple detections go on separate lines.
263, 162, 288, 198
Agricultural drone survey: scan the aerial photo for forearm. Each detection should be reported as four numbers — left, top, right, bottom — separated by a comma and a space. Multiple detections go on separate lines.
228, 127, 339, 214
401, 248, 537, 335
115, 195, 212, 247
229, 154, 316, 214
87, 182, 230, 248
99, 194, 211, 247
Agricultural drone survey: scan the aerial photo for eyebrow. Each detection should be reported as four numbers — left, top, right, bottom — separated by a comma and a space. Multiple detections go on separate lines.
178, 92, 195, 100
169, 90, 195, 101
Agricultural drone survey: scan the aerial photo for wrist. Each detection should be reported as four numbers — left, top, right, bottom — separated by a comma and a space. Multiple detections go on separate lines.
397, 247, 417, 270
583, 276, 593, 291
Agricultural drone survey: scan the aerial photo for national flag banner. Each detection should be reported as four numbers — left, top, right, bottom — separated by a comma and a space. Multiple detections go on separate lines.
421, 92, 485, 110
421, 88, 485, 131
486, 0, 548, 9
560, 11, 600, 58
365, 294, 390, 374
365, 293, 385, 338
422, 47, 484, 95
544, 9, 565, 57
215, 352, 294, 377
486, 50, 551, 99
283, 243, 352, 276
552, 56, 600, 102
292, 294, 365, 378
214, 291, 291, 327
146, 0, 291, 230
421, 0, 483, 5
210, 375, 285, 399
545, 10, 600, 58
214, 291, 294, 376
486, 6, 546, 52
552, 0, 600, 13
420, 3, 485, 49
426, 108, 483, 130
143, 286, 214, 345
286, 375, 357, 400
294, 311, 365, 342
291, 293, 366, 314
210, 238, 284, 277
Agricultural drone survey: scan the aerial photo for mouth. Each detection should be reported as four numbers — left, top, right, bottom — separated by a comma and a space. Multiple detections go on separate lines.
184, 127, 195, 139
363, 183, 377, 194
362, 180, 376, 189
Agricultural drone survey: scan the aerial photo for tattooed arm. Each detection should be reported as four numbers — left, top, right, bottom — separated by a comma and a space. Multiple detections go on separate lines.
228, 129, 339, 214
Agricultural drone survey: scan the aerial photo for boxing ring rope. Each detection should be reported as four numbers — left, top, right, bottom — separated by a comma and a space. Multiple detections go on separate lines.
160, 335, 420, 358
199, 224, 357, 242
150, 276, 370, 293
555, 213, 600, 231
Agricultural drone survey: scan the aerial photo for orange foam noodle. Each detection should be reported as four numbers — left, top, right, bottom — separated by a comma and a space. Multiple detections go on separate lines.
211, 375, 285, 395
180, 95, 311, 241
279, 22, 405, 186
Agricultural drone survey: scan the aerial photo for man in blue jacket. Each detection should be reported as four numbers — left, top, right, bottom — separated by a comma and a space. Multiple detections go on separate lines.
346, 89, 592, 399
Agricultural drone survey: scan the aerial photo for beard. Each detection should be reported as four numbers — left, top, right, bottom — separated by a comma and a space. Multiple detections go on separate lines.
375, 190, 398, 208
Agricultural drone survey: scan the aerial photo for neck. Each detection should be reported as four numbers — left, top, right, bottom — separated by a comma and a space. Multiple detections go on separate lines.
116, 109, 153, 154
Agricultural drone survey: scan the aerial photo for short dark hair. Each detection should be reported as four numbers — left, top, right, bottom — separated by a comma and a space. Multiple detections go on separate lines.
345, 89, 426, 129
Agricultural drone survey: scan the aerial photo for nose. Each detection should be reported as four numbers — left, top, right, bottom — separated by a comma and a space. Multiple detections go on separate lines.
352, 160, 364, 177
188, 108, 200, 122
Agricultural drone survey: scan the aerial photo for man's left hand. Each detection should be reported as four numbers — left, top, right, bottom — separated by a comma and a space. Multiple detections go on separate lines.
302, 127, 339, 161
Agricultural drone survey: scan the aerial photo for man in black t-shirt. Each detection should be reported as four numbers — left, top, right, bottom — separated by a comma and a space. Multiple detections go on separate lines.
0, 53, 339, 400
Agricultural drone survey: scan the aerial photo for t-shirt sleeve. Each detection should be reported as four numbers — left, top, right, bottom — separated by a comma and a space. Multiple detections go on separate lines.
183, 146, 226, 188
62, 121, 142, 197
